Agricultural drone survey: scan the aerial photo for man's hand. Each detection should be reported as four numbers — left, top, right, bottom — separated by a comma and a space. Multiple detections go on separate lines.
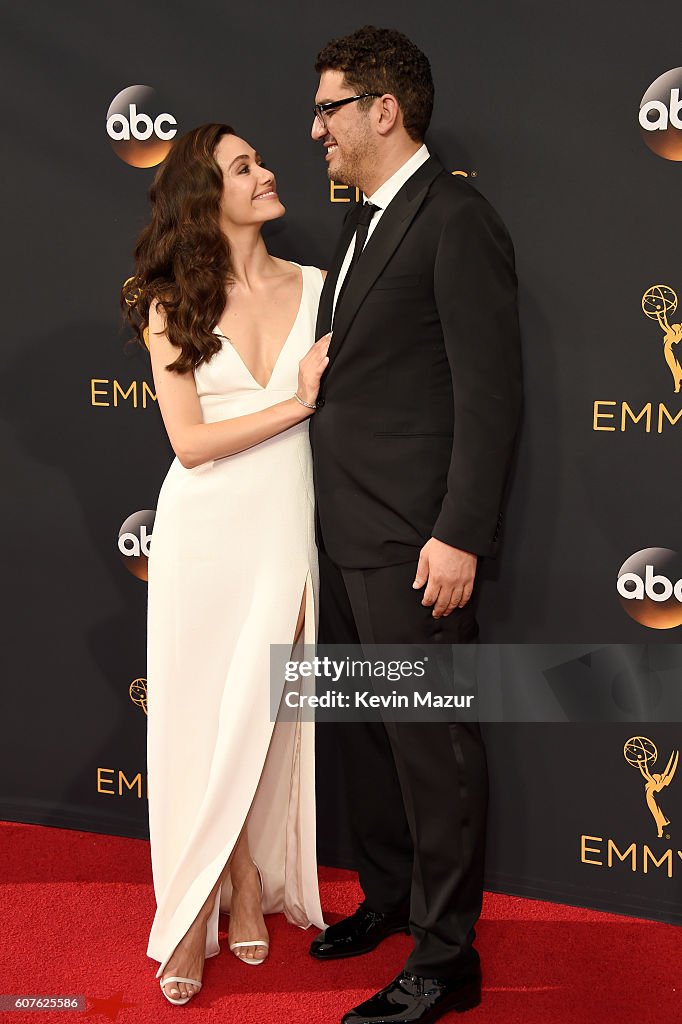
412, 538, 477, 617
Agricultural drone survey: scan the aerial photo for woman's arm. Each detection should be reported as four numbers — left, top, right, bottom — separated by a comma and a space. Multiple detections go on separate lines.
148, 301, 330, 469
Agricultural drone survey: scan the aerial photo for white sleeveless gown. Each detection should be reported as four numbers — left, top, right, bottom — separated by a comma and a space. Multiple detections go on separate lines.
146, 263, 325, 978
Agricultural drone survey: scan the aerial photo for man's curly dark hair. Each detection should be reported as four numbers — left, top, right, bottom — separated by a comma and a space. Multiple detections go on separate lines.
315, 25, 434, 142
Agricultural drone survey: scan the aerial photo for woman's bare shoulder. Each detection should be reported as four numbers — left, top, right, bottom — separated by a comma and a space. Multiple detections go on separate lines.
270, 256, 302, 279
271, 257, 326, 281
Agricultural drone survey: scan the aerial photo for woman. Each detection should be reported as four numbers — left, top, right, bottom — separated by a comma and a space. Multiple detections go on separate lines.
123, 123, 329, 1006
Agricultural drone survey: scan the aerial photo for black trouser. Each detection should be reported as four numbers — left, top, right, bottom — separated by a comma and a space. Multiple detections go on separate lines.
318, 547, 488, 980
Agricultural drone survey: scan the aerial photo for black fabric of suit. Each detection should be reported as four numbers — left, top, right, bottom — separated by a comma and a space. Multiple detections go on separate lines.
310, 156, 521, 979
310, 156, 522, 566
317, 550, 489, 979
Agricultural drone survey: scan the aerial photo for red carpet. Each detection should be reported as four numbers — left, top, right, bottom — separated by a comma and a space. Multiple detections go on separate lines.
0, 819, 679, 1023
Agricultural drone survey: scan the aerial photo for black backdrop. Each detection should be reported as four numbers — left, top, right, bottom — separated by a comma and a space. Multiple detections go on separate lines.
1, 0, 681, 925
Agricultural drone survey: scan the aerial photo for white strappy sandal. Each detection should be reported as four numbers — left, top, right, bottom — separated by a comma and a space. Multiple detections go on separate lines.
160, 975, 203, 1005
229, 862, 269, 966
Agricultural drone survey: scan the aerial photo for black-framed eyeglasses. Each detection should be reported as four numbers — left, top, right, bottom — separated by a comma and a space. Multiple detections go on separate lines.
313, 93, 381, 130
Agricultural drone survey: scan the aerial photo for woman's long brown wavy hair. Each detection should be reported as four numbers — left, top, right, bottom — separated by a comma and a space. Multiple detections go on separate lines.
122, 123, 236, 373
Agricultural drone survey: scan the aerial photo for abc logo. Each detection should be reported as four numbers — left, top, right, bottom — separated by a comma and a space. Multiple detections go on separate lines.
106, 86, 177, 167
639, 68, 682, 161
617, 547, 682, 629
118, 510, 156, 581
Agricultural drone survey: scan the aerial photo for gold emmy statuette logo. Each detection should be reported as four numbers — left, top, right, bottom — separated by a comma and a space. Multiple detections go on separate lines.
591, 282, 682, 434
130, 677, 147, 715
122, 276, 149, 348
624, 735, 679, 838
642, 284, 682, 393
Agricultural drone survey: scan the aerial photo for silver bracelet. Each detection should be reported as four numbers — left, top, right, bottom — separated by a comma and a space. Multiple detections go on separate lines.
294, 392, 317, 410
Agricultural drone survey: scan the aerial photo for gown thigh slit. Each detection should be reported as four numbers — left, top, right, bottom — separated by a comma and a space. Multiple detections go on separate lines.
146, 264, 325, 978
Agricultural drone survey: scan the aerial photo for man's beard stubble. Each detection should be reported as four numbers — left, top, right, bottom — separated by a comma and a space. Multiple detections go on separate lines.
327, 129, 377, 192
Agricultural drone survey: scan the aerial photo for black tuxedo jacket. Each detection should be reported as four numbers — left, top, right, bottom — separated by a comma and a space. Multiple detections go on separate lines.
309, 155, 522, 569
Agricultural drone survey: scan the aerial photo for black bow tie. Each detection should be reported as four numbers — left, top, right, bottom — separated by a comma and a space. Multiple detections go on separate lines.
335, 202, 380, 311
357, 200, 379, 227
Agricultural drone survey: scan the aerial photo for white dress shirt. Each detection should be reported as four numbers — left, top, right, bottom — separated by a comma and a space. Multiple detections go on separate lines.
331, 144, 430, 322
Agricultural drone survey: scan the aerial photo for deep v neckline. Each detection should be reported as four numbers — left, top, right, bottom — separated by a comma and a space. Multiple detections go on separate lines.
212, 262, 305, 390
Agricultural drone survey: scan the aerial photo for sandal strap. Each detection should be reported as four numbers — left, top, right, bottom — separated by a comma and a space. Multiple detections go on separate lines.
229, 940, 269, 949
161, 975, 203, 988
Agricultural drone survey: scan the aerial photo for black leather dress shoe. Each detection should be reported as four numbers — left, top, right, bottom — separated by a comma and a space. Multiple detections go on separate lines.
341, 968, 482, 1024
309, 903, 410, 960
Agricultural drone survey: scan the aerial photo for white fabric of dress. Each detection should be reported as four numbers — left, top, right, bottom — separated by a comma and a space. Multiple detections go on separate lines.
145, 262, 325, 978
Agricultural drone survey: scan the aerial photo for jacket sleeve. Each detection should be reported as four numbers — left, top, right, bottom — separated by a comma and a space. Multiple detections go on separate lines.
431, 192, 523, 556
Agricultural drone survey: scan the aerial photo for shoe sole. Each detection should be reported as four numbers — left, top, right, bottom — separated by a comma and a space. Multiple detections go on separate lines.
340, 980, 481, 1023
309, 924, 411, 960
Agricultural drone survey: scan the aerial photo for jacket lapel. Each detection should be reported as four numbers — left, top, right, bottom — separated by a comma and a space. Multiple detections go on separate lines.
325, 156, 443, 372
315, 204, 363, 339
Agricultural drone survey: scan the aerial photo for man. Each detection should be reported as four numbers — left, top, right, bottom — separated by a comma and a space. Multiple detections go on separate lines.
308, 25, 522, 1024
